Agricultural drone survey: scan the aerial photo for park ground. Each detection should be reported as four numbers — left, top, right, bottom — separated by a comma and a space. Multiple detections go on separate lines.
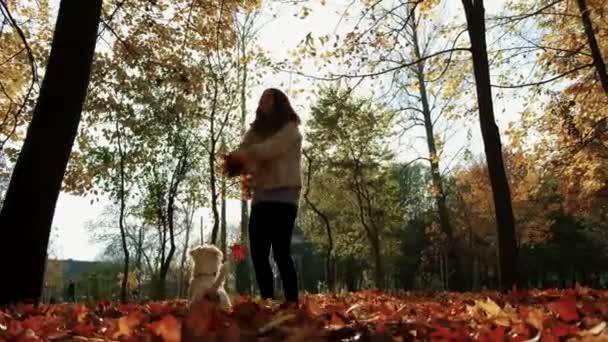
1, 287, 608, 341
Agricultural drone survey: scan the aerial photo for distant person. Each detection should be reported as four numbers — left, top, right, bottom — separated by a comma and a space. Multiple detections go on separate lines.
228, 88, 302, 308
67, 280, 75, 303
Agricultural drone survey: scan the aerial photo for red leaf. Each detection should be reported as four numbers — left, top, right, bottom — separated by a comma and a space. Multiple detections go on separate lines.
328, 312, 345, 328
184, 299, 223, 338
6, 320, 24, 337
431, 325, 462, 340
549, 322, 573, 337
375, 321, 386, 335
230, 243, 248, 262
72, 323, 95, 337
488, 326, 507, 342
547, 295, 579, 322
146, 302, 168, 318
222, 323, 242, 342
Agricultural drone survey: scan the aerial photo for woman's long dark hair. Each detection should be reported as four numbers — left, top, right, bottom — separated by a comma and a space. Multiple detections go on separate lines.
251, 88, 300, 139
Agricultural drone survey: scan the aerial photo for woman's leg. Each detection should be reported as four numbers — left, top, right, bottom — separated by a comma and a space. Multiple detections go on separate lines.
248, 203, 274, 299
270, 203, 299, 303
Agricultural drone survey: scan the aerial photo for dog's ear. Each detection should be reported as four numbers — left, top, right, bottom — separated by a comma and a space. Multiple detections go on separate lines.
189, 246, 201, 258
215, 249, 224, 262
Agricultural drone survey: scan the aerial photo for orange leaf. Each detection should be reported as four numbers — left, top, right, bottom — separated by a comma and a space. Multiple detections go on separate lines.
148, 315, 181, 342
113, 311, 144, 339
73, 305, 88, 323
522, 306, 545, 331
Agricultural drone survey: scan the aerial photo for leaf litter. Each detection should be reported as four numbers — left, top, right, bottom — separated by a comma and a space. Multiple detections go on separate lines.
1, 287, 608, 341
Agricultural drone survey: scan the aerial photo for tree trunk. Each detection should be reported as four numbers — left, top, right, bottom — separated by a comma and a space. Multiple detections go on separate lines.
372, 237, 384, 289
220, 139, 227, 256
0, 0, 101, 305
200, 216, 204, 244
461, 0, 521, 291
178, 200, 194, 298
116, 120, 129, 303
236, 46, 252, 294
208, 80, 221, 245
303, 153, 335, 291
158, 152, 187, 298
410, 13, 464, 291
136, 225, 143, 296
575, 0, 608, 95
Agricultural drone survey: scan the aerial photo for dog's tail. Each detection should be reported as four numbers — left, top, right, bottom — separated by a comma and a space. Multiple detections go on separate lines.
209, 262, 229, 294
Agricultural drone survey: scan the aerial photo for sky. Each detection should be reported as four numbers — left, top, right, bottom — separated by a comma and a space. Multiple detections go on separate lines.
50, 0, 520, 261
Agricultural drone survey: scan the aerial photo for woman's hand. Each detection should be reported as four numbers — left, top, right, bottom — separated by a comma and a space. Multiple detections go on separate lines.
232, 150, 258, 175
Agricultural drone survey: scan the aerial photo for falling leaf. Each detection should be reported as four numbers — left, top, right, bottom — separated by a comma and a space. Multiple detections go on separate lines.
230, 243, 248, 262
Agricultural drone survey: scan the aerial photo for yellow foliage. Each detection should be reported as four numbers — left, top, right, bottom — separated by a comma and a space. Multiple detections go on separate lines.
418, 0, 442, 13
0, 0, 51, 146
506, 0, 608, 219
117, 271, 139, 291
452, 150, 552, 246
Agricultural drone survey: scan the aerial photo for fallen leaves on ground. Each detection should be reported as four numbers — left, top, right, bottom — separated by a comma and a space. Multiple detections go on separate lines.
1, 287, 608, 341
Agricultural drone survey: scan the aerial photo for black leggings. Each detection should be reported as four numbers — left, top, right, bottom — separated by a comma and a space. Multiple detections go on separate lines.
248, 202, 299, 302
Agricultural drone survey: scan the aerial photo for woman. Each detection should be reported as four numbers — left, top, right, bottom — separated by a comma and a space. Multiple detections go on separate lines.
230, 88, 302, 306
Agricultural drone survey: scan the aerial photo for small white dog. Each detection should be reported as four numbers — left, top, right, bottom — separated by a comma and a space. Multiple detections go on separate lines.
188, 244, 231, 310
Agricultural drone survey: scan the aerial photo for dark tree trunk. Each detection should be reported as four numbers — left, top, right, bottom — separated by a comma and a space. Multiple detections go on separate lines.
220, 139, 227, 256
236, 54, 252, 294
372, 236, 384, 289
178, 200, 194, 298
220, 179, 227, 254
208, 82, 220, 245
303, 153, 335, 291
575, 0, 608, 95
351, 163, 385, 289
116, 120, 129, 303
136, 225, 144, 295
461, 0, 521, 291
0, 0, 101, 305
158, 151, 187, 296
410, 13, 465, 291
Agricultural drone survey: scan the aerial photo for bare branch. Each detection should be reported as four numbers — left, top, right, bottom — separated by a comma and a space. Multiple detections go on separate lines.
489, 0, 567, 23
491, 63, 594, 88
277, 48, 470, 81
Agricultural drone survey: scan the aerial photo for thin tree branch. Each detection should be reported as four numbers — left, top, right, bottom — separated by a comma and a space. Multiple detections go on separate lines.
492, 63, 594, 88
277, 48, 471, 81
